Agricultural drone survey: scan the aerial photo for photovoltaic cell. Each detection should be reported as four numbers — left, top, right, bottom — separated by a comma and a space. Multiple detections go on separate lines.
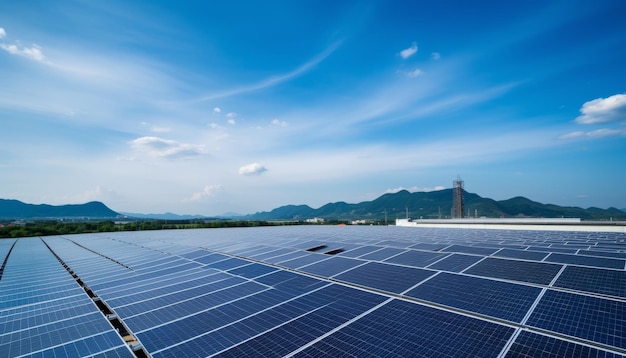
358, 247, 406, 261
553, 266, 626, 298
334, 262, 435, 294
406, 272, 541, 322
545, 253, 625, 269
427, 253, 482, 272
193, 253, 231, 265
579, 250, 626, 260
409, 243, 450, 251
192, 284, 387, 358
526, 290, 626, 350
383, 250, 448, 267
206, 257, 251, 271
294, 299, 514, 358
464, 257, 562, 285
505, 330, 626, 358
298, 256, 365, 277
338, 245, 384, 258
277, 253, 327, 269
494, 248, 548, 261
527, 246, 577, 254
442, 244, 498, 255
227, 263, 278, 279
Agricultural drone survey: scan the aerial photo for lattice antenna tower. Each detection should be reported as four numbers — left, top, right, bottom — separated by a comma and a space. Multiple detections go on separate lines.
453, 176, 464, 218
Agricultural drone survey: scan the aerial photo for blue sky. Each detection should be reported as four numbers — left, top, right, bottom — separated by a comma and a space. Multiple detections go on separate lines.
1, 0, 625, 215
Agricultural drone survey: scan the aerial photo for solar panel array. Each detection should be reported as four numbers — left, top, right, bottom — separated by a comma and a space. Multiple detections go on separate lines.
1, 225, 625, 357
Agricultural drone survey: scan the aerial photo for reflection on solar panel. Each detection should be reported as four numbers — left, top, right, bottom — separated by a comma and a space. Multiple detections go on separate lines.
1, 225, 625, 357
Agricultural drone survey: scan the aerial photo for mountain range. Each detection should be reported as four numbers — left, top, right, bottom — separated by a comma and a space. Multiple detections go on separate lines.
0, 199, 119, 219
243, 189, 626, 221
1, 190, 625, 221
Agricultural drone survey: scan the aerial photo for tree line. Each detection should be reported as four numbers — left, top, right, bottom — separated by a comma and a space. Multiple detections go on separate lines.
0, 219, 323, 238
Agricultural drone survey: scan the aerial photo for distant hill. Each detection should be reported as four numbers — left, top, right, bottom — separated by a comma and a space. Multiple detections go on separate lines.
243, 189, 626, 221
0, 199, 119, 219
120, 212, 213, 220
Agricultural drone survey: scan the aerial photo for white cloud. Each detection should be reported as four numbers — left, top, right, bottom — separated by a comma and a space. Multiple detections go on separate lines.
405, 68, 423, 78
213, 107, 221, 113
187, 184, 222, 201
558, 131, 585, 140
385, 186, 446, 194
399, 42, 418, 59
130, 136, 206, 159
226, 112, 237, 125
559, 128, 624, 140
1, 43, 46, 62
197, 40, 342, 101
239, 162, 267, 176
575, 93, 626, 124
431, 52, 441, 60
151, 127, 171, 133
587, 128, 622, 137
0, 28, 6, 39
271, 118, 288, 127
58, 186, 118, 204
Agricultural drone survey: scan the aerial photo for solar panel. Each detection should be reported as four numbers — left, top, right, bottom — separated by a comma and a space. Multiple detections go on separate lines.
358, 247, 406, 261
426, 253, 482, 272
334, 261, 436, 294
298, 256, 366, 277
463, 257, 563, 285
2, 225, 625, 357
553, 266, 626, 298
494, 248, 549, 261
545, 252, 625, 269
293, 299, 514, 357
526, 290, 626, 350
505, 330, 625, 358
405, 272, 542, 322
383, 249, 448, 267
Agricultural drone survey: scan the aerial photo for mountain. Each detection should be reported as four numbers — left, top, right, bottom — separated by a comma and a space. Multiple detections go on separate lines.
0, 199, 119, 219
244, 189, 626, 221
120, 212, 213, 220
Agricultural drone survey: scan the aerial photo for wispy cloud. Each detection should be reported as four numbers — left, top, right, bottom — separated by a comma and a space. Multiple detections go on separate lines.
0, 27, 46, 62
226, 112, 236, 125
575, 93, 626, 124
187, 184, 222, 202
271, 118, 288, 127
197, 40, 342, 101
404, 68, 423, 78
431, 52, 441, 60
130, 136, 206, 159
399, 42, 418, 59
213, 107, 221, 113
239, 162, 267, 176
561, 128, 625, 140
1, 43, 46, 62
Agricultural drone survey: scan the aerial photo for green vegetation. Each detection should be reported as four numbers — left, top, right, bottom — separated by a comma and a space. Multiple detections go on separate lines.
0, 219, 330, 239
